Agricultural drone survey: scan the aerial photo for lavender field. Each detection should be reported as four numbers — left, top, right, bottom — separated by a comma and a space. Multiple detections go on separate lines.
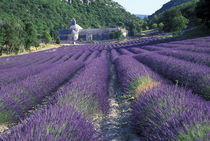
0, 36, 209, 141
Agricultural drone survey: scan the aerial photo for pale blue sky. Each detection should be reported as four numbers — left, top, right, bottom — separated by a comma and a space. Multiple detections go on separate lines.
113, 0, 171, 15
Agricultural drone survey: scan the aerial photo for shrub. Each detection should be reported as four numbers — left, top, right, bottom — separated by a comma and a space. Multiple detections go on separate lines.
132, 85, 209, 140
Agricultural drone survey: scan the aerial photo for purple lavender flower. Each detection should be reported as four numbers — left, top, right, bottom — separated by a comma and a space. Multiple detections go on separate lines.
132, 85, 209, 141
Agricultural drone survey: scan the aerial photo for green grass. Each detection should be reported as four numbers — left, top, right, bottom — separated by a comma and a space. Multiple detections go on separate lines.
178, 122, 210, 141
128, 76, 160, 97
0, 110, 15, 124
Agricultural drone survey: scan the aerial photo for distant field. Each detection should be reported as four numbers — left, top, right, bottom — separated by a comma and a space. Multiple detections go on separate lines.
0, 36, 209, 140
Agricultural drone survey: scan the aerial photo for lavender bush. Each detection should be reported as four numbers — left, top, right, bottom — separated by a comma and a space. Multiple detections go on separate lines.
135, 52, 210, 100
110, 49, 120, 62
175, 46, 210, 54
129, 47, 150, 54
118, 48, 134, 55
1, 105, 96, 141
0, 63, 52, 87
132, 85, 209, 141
77, 50, 91, 62
114, 55, 166, 95
56, 55, 109, 115
85, 50, 100, 63
0, 60, 83, 123
158, 49, 210, 67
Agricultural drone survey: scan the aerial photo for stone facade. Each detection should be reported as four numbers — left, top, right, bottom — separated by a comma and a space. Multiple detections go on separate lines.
59, 18, 128, 41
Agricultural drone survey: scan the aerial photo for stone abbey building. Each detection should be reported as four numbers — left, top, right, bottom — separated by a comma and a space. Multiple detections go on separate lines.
59, 18, 128, 41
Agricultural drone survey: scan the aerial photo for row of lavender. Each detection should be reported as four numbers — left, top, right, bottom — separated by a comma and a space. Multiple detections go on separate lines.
0, 47, 84, 70
1, 36, 209, 69
112, 54, 209, 140
111, 36, 210, 100
134, 52, 210, 100
0, 48, 104, 125
0, 51, 110, 140
85, 37, 166, 50
0, 36, 209, 140
0, 36, 165, 69
1, 35, 208, 71
0, 48, 101, 87
0, 60, 84, 124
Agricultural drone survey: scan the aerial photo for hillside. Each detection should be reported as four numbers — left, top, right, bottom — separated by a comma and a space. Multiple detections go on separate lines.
151, 0, 193, 17
0, 0, 142, 54
148, 0, 202, 33
0, 0, 141, 31
149, 0, 199, 24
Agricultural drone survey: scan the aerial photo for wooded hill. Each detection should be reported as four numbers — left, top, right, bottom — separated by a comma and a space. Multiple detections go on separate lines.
150, 0, 193, 17
148, 0, 210, 38
0, 0, 142, 54
149, 0, 199, 25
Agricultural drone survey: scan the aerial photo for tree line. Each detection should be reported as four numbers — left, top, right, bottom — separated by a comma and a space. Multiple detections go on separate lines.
147, 0, 210, 35
0, 0, 142, 55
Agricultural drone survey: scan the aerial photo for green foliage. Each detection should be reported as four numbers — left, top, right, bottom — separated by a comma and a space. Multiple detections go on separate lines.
149, 0, 199, 30
145, 26, 149, 30
172, 14, 189, 32
0, 0, 143, 54
117, 30, 123, 39
0, 110, 15, 124
139, 28, 143, 33
196, 0, 210, 27
175, 25, 210, 40
0, 31, 4, 56
24, 22, 39, 50
42, 31, 52, 44
161, 9, 189, 33
0, 0, 142, 34
110, 30, 123, 39
158, 22, 164, 32
56, 36, 61, 44
151, 0, 193, 16
152, 23, 158, 29
0, 17, 25, 54
178, 123, 210, 141
142, 18, 149, 30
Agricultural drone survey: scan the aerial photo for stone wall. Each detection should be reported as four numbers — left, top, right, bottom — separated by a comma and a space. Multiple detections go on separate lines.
79, 28, 119, 41
59, 18, 128, 41
59, 27, 128, 41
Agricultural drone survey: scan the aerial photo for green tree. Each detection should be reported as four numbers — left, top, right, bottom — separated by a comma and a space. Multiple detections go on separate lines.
196, 0, 210, 27
56, 36, 61, 44
129, 23, 138, 36
151, 15, 158, 24
139, 27, 143, 33
145, 26, 149, 30
0, 0, 144, 54
0, 32, 4, 56
152, 23, 158, 29
116, 30, 123, 39
1, 18, 24, 54
110, 30, 123, 39
142, 18, 149, 30
172, 15, 189, 33
161, 9, 189, 33
158, 22, 164, 32
24, 22, 39, 50
42, 31, 52, 44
